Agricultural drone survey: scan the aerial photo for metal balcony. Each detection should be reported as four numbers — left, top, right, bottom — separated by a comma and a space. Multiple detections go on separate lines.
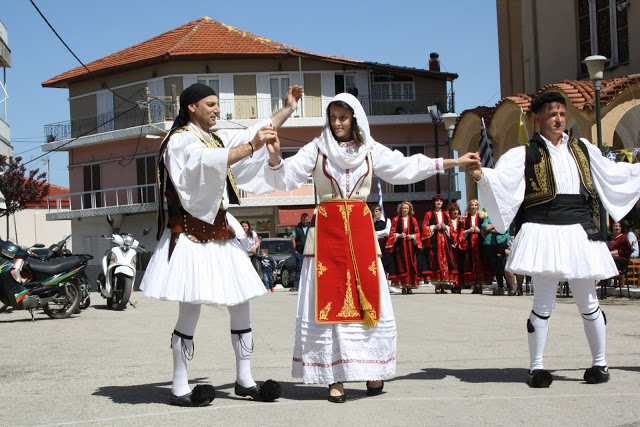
43, 93, 451, 142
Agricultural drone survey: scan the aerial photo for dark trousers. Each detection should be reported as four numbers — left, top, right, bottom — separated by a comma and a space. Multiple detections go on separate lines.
486, 241, 508, 288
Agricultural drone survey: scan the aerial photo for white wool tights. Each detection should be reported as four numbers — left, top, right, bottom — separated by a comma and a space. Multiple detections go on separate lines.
528, 276, 605, 370
171, 302, 201, 397
229, 302, 256, 388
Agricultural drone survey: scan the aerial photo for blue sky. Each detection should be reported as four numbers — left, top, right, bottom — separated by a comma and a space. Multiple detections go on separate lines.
1, 0, 500, 187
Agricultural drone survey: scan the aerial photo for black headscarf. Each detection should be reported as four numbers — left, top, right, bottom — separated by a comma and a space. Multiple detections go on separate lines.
170, 83, 217, 130
155, 83, 218, 240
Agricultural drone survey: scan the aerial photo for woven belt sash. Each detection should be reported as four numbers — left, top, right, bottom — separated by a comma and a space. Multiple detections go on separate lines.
167, 209, 235, 260
315, 199, 380, 328
525, 194, 604, 241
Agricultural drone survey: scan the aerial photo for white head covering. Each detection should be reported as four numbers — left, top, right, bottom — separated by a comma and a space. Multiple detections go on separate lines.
316, 93, 375, 170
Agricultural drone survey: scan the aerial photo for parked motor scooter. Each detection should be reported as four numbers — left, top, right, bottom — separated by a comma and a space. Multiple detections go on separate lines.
0, 239, 89, 321
96, 215, 151, 310
33, 235, 93, 309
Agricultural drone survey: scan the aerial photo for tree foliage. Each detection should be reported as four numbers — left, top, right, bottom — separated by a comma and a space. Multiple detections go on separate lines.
0, 155, 49, 217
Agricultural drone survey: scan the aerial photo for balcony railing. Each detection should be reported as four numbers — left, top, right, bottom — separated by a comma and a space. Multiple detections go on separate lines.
47, 184, 157, 212
44, 93, 450, 142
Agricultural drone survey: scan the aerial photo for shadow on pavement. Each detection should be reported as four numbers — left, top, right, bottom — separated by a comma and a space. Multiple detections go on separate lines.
392, 367, 531, 384
93, 379, 343, 404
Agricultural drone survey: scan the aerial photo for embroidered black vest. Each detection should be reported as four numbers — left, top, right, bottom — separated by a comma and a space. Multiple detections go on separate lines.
524, 134, 600, 215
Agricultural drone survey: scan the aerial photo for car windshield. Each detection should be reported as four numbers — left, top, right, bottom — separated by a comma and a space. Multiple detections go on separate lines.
260, 239, 294, 255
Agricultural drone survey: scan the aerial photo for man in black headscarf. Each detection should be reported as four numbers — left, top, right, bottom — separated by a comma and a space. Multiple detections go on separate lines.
141, 83, 302, 406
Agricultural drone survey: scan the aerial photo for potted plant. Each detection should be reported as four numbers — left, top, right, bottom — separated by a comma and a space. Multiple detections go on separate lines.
226, 113, 233, 120
250, 106, 256, 119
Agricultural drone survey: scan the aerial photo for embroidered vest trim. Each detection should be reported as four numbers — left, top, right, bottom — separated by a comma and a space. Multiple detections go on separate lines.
523, 135, 599, 212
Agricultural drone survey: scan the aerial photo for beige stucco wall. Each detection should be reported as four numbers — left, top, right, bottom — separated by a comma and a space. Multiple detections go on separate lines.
4, 208, 72, 249
497, 0, 639, 98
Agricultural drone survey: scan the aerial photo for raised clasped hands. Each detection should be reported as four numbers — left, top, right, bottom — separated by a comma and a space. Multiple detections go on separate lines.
252, 125, 278, 151
285, 85, 304, 111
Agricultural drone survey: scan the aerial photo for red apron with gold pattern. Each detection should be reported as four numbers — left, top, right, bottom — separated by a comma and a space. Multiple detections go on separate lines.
315, 199, 380, 328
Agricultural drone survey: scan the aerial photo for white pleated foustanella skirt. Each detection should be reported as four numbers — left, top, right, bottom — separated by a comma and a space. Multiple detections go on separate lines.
292, 256, 397, 384
506, 222, 618, 280
140, 229, 267, 306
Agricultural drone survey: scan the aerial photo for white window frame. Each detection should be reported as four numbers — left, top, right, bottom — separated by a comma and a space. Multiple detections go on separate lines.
371, 81, 415, 102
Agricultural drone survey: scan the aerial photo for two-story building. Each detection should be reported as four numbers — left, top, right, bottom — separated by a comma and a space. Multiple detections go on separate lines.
41, 17, 461, 278
0, 19, 12, 158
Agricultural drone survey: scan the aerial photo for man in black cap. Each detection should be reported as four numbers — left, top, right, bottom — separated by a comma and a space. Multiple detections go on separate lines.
141, 83, 302, 406
468, 91, 640, 388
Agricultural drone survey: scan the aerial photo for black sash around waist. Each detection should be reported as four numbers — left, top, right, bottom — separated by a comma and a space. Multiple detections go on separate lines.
524, 194, 604, 241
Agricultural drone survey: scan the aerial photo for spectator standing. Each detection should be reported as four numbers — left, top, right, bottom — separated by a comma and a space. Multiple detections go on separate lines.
481, 216, 510, 295
459, 198, 490, 294
241, 220, 261, 274
290, 213, 310, 292
373, 204, 400, 294
421, 194, 457, 293
259, 248, 277, 292
388, 201, 422, 294
447, 203, 464, 293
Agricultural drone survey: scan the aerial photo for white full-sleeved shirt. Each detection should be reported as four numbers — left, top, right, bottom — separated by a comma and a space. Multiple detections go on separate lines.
265, 138, 444, 198
165, 120, 272, 224
477, 133, 640, 234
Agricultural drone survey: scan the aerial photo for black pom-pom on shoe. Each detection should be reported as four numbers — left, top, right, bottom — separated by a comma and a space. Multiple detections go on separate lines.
235, 380, 281, 402
169, 384, 216, 407
526, 369, 553, 388
583, 366, 610, 384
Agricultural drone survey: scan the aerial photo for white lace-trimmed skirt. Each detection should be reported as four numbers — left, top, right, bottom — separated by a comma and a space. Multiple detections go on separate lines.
140, 229, 267, 305
292, 257, 397, 384
506, 222, 618, 280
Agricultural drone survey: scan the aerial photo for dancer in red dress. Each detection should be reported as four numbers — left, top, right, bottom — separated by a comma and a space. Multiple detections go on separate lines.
421, 194, 457, 293
459, 198, 490, 294
387, 201, 422, 294
447, 203, 464, 294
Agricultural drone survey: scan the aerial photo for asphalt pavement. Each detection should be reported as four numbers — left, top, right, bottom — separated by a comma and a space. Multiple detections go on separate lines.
2, 285, 640, 426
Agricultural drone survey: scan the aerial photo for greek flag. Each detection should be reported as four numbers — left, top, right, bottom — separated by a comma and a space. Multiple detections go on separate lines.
377, 178, 386, 220
479, 118, 494, 168
607, 150, 617, 162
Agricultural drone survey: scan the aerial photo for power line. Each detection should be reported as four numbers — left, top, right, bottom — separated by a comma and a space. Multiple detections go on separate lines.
28, 0, 139, 108
23, 104, 140, 167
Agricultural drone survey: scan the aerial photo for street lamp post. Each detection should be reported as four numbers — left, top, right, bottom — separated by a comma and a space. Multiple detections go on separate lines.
429, 107, 442, 194
442, 112, 459, 205
583, 55, 609, 237
583, 54, 609, 296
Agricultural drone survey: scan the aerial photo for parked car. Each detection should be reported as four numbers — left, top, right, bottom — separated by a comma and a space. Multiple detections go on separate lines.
259, 238, 297, 287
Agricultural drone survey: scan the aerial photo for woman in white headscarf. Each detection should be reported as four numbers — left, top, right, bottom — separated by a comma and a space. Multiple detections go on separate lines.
264, 93, 479, 402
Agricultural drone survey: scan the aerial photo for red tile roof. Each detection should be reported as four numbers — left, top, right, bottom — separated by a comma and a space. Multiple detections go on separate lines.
457, 73, 640, 130
26, 183, 69, 208
43, 17, 456, 88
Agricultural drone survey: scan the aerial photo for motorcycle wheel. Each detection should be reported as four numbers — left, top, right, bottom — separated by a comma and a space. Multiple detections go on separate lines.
108, 273, 131, 310
43, 281, 81, 319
